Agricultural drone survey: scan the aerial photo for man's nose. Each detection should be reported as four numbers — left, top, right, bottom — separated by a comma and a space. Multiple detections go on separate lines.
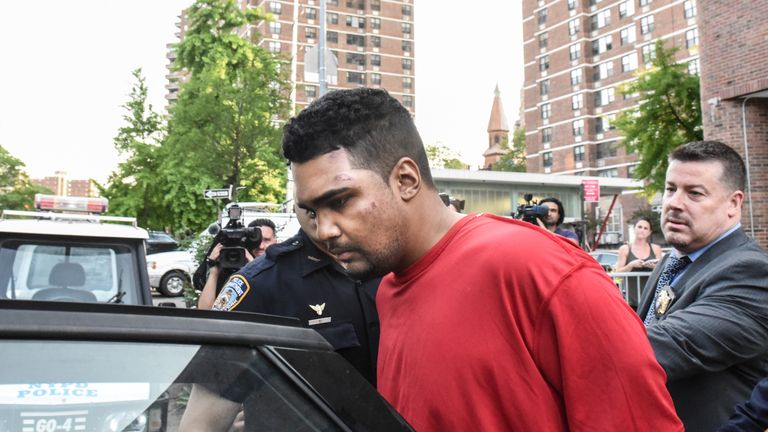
316, 213, 341, 241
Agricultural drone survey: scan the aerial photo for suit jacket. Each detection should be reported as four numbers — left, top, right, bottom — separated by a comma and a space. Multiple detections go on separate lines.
637, 228, 768, 432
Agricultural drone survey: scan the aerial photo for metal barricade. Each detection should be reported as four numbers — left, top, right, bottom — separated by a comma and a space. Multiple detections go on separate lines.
610, 271, 654, 309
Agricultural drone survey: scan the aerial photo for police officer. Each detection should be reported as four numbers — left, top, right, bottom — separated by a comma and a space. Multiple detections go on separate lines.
211, 219, 380, 385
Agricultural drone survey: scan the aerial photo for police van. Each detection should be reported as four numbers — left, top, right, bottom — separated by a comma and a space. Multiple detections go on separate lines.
0, 194, 154, 305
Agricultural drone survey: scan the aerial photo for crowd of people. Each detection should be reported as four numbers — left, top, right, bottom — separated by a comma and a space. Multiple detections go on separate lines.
184, 88, 768, 432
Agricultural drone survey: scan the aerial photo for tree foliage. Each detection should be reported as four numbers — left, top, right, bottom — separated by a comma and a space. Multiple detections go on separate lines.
491, 127, 527, 172
425, 144, 467, 169
161, 0, 291, 233
0, 145, 52, 211
98, 69, 168, 229
615, 40, 702, 195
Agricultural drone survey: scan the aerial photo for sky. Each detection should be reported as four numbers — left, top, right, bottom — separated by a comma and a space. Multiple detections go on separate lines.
0, 1, 523, 184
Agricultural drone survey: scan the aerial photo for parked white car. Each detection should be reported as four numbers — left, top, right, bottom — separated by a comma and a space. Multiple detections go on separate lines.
146, 250, 198, 297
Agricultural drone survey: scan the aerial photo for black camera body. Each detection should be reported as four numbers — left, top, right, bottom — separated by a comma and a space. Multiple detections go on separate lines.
515, 193, 550, 225
210, 204, 262, 270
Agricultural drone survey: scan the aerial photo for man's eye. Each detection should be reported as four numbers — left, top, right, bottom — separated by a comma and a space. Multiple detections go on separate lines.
329, 197, 348, 210
307, 210, 317, 219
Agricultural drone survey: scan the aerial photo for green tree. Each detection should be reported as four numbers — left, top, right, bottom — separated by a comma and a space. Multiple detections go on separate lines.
492, 127, 527, 172
161, 0, 291, 233
0, 146, 52, 211
615, 40, 702, 194
98, 69, 168, 229
425, 144, 467, 169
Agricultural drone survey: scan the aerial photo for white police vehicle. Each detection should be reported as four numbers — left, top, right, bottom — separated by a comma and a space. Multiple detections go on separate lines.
0, 194, 154, 305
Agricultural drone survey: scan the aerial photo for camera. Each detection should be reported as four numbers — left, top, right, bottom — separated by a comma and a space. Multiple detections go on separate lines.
514, 193, 550, 225
208, 204, 262, 270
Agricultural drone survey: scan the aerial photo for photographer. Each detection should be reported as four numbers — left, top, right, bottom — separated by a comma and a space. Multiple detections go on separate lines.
196, 218, 277, 310
539, 197, 579, 244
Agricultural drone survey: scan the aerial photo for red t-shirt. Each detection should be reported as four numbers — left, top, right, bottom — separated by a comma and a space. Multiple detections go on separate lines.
377, 214, 682, 431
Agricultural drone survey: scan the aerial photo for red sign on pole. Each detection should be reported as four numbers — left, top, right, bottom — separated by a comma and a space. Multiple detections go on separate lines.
582, 179, 600, 202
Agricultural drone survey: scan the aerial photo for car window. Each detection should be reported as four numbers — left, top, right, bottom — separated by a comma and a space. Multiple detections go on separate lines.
0, 340, 343, 431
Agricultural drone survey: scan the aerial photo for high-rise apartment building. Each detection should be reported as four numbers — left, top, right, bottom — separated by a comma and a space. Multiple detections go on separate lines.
166, 0, 415, 114
31, 171, 96, 197
522, 0, 699, 178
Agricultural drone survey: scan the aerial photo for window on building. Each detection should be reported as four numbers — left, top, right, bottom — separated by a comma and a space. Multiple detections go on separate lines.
402, 95, 414, 108
688, 58, 700, 75
571, 68, 583, 85
304, 85, 317, 98
541, 103, 551, 119
621, 52, 638, 72
543, 152, 553, 168
596, 140, 618, 159
371, 36, 381, 48
305, 27, 317, 39
328, 0, 338, 5
402, 40, 412, 52
326, 31, 338, 43
573, 119, 584, 137
642, 44, 656, 63
370, 54, 381, 66
402, 4, 412, 16
541, 127, 553, 144
569, 43, 580, 61
268, 41, 281, 52
402, 23, 412, 35
594, 60, 614, 80
619, 0, 635, 18
572, 94, 583, 110
574, 145, 585, 162
627, 164, 637, 178
538, 8, 548, 26
269, 1, 282, 14
327, 12, 339, 24
684, 0, 697, 18
592, 35, 613, 55
686, 28, 699, 49
568, 18, 580, 35
403, 76, 413, 89
594, 87, 615, 107
539, 33, 549, 49
596, 114, 616, 133
346, 53, 365, 66
370, 0, 380, 11
591, 9, 611, 30
539, 55, 549, 72
568, 0, 577, 10
371, 73, 381, 86
346, 72, 365, 84
370, 17, 380, 29
540, 79, 550, 96
269, 22, 281, 35
346, 0, 365, 9
346, 16, 366, 29
620, 25, 636, 45
305, 7, 317, 20
639, 0, 651, 6
598, 168, 619, 177
640, 15, 654, 34
402, 58, 412, 70
347, 34, 365, 47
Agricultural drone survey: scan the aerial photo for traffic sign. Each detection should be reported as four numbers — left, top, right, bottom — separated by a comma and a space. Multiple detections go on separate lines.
203, 189, 231, 200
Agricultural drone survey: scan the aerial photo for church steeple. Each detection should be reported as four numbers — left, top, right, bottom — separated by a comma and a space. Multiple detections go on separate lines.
483, 84, 510, 169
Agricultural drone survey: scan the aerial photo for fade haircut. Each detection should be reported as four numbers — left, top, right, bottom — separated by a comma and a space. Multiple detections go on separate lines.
669, 140, 745, 193
282, 88, 435, 189
248, 218, 276, 232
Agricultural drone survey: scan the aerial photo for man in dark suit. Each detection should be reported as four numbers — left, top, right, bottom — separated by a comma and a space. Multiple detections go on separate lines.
638, 140, 768, 431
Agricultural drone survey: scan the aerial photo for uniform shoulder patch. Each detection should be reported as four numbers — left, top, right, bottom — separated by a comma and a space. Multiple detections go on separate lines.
212, 275, 251, 311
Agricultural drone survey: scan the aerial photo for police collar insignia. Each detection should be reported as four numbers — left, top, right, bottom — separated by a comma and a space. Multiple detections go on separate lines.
309, 303, 326, 316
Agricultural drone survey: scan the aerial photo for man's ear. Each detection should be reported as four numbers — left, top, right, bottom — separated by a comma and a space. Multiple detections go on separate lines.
390, 157, 421, 201
727, 190, 744, 217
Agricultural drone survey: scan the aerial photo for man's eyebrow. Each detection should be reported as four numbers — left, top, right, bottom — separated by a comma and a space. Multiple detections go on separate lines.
298, 187, 351, 209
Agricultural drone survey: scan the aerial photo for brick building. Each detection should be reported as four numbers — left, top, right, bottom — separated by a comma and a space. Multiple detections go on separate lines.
522, 0, 700, 244
698, 0, 768, 248
31, 171, 96, 197
167, 0, 415, 114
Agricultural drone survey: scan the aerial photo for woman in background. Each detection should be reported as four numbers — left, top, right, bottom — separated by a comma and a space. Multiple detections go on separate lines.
615, 217, 664, 309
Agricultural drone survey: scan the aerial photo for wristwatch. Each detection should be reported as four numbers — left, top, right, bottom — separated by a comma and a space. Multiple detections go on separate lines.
205, 257, 218, 267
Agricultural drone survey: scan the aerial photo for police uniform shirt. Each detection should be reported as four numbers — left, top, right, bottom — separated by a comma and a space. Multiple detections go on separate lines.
213, 230, 381, 385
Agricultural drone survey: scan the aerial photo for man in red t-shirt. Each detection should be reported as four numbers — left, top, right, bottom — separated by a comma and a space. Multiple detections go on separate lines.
283, 88, 682, 431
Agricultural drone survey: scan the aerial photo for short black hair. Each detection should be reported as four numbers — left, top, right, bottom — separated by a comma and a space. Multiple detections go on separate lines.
669, 141, 745, 193
248, 218, 276, 232
282, 88, 435, 189
539, 197, 565, 226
